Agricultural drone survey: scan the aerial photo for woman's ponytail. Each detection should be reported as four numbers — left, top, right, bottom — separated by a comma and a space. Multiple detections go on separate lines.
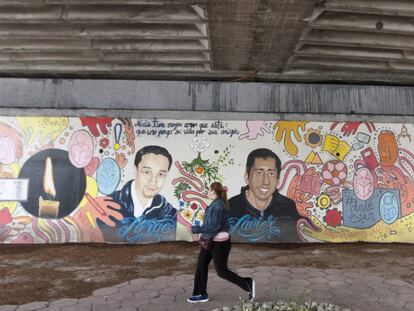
210, 182, 229, 210
221, 188, 229, 210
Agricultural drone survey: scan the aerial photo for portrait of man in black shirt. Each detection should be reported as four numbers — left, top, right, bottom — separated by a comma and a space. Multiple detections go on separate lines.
228, 148, 302, 243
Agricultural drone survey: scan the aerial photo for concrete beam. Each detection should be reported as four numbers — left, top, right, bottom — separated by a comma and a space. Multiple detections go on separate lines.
92, 39, 209, 51
0, 0, 204, 4
281, 67, 414, 84
296, 45, 404, 61
0, 79, 412, 116
312, 11, 414, 35
290, 56, 389, 70
206, 0, 317, 72
0, 38, 92, 50
102, 51, 210, 62
291, 56, 414, 74
323, 0, 414, 16
8, 63, 210, 71
303, 29, 414, 50
1, 108, 414, 124
63, 5, 205, 23
0, 4, 205, 23
0, 23, 207, 39
0, 51, 210, 65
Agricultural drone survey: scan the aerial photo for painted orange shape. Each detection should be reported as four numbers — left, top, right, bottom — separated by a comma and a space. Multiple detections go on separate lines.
378, 130, 399, 167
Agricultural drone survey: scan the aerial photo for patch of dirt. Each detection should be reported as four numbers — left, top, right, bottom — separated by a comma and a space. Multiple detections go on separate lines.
1, 242, 414, 305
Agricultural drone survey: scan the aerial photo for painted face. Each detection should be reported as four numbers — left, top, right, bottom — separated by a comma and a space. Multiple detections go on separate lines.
245, 157, 278, 208
135, 153, 169, 204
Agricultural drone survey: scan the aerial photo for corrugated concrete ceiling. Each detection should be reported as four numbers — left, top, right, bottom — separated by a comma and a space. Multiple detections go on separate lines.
0, 0, 414, 85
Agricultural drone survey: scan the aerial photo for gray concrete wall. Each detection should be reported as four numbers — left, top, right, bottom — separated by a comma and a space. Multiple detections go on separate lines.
0, 79, 413, 117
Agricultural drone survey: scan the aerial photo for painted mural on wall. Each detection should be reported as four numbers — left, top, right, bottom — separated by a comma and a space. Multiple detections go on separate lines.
0, 116, 413, 244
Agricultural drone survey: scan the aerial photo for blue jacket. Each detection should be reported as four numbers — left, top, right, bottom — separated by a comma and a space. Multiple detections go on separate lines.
97, 180, 177, 243
110, 180, 177, 220
191, 198, 229, 239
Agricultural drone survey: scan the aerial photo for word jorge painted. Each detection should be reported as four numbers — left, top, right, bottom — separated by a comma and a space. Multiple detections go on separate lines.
0, 117, 414, 244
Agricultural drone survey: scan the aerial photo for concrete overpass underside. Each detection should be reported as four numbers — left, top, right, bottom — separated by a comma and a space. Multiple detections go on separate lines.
0, 0, 413, 86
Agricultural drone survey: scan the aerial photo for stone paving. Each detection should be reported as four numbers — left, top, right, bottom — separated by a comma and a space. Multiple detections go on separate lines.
2, 266, 414, 311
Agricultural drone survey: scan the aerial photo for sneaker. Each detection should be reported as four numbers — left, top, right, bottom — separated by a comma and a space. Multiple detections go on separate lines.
247, 278, 255, 302
187, 294, 209, 303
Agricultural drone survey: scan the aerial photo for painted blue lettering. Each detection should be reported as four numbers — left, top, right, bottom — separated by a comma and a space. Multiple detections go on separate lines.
228, 215, 280, 242
118, 217, 176, 242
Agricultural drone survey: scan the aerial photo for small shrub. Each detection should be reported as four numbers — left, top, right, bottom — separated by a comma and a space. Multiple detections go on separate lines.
213, 299, 349, 311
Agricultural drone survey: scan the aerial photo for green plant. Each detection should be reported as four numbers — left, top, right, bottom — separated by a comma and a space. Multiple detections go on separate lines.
221, 287, 348, 311
272, 282, 278, 303
174, 182, 191, 199
174, 152, 220, 200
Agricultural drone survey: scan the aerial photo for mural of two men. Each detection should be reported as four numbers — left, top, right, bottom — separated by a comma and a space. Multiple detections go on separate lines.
98, 146, 303, 243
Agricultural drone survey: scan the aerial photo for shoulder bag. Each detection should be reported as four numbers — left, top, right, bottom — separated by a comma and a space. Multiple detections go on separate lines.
198, 237, 214, 250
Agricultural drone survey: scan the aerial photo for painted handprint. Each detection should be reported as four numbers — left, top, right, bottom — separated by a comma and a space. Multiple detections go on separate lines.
273, 121, 308, 156
239, 121, 270, 140
73, 193, 123, 242
80, 194, 123, 226
330, 121, 376, 137
80, 117, 113, 137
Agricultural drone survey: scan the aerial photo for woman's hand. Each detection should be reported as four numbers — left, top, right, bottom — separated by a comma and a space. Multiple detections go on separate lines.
186, 225, 200, 241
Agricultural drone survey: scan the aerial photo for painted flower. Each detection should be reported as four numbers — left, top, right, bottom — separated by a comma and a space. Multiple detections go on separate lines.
183, 209, 193, 221
190, 202, 198, 211
195, 166, 204, 174
190, 136, 210, 153
324, 209, 342, 227
195, 212, 204, 223
99, 137, 110, 148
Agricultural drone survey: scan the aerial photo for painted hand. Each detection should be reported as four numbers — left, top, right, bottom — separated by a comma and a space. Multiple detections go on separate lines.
80, 117, 113, 137
239, 121, 271, 140
330, 121, 376, 137
75, 194, 123, 228
273, 121, 307, 156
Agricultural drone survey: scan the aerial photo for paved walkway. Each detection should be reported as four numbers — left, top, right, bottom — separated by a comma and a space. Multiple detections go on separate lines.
2, 266, 414, 311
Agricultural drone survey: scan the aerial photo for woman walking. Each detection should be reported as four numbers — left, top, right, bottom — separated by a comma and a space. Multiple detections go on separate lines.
187, 182, 255, 303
